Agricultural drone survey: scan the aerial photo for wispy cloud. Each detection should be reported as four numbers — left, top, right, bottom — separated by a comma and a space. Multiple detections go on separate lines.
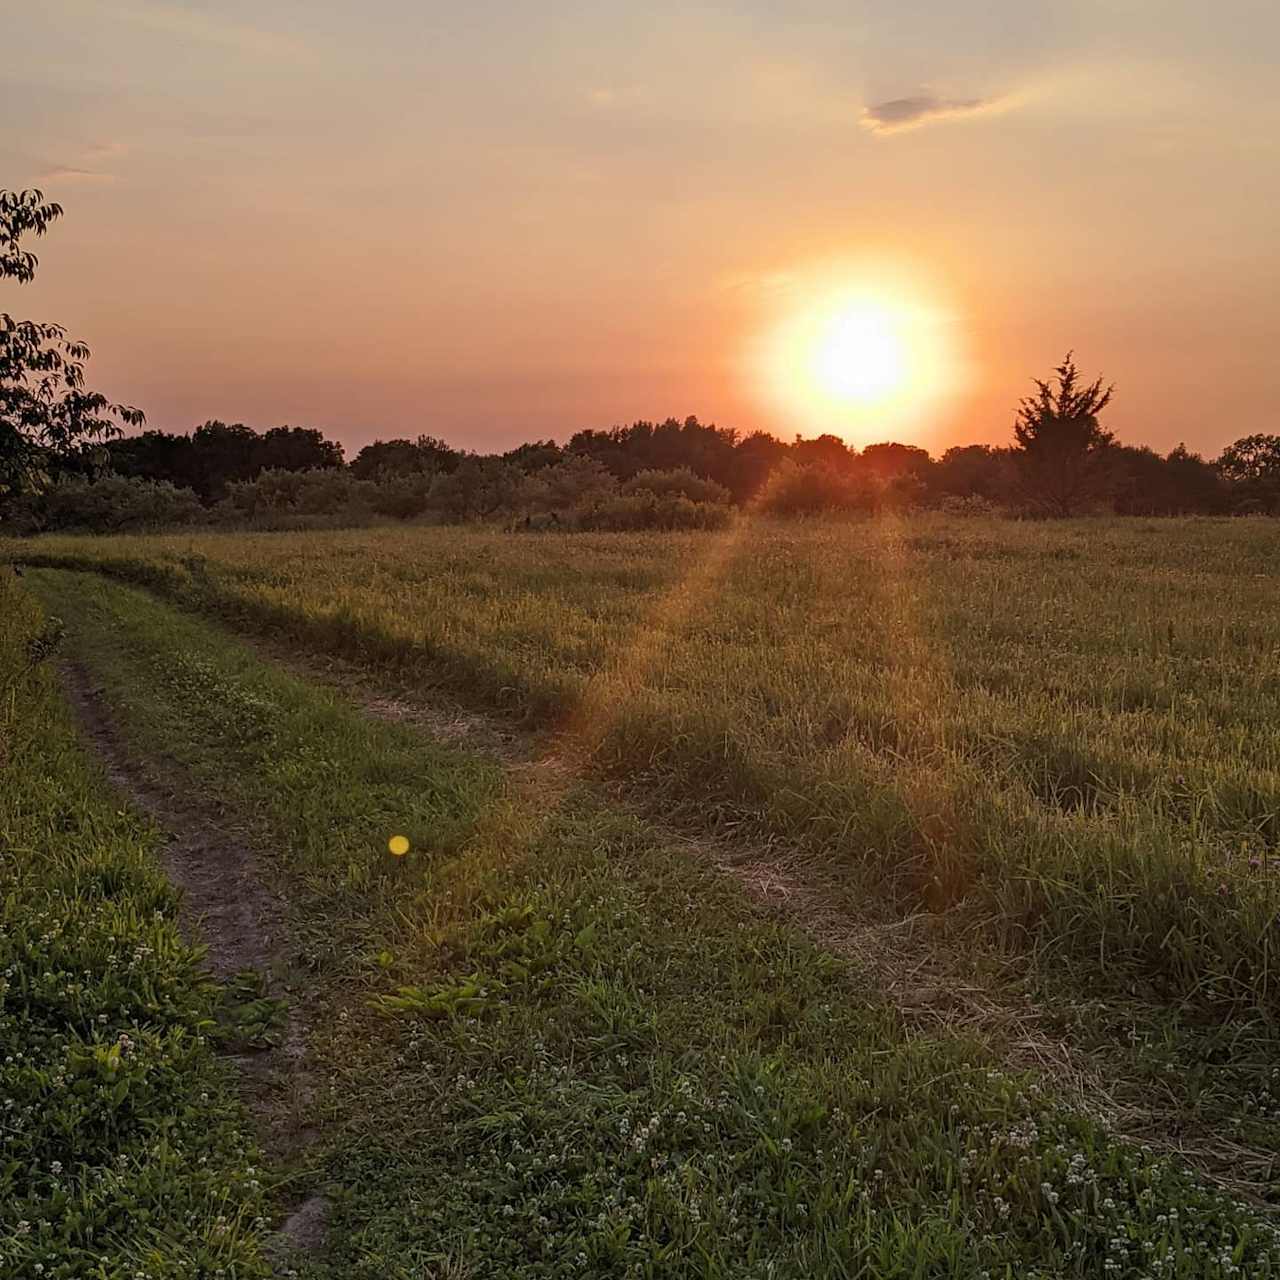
861, 92, 1004, 135
38, 164, 118, 183
718, 269, 797, 297
37, 139, 128, 184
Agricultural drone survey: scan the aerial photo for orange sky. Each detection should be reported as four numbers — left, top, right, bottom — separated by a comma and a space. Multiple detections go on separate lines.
6, 1, 1279, 458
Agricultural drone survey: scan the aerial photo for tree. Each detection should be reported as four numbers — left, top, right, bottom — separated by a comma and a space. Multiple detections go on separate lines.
1111, 443, 1228, 515
858, 442, 934, 485
350, 434, 459, 480
105, 429, 199, 490
1, 190, 143, 499
188, 421, 261, 501
932, 444, 1016, 504
256, 425, 343, 473
1217, 434, 1280, 513
502, 439, 562, 472
791, 433, 855, 475
728, 430, 789, 502
105, 421, 346, 502
1011, 353, 1115, 516
1217, 434, 1280, 484
1163, 444, 1227, 514
567, 416, 739, 491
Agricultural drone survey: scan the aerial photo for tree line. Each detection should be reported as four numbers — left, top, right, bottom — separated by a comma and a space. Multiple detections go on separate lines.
4, 189, 1279, 532
40, 394, 1276, 523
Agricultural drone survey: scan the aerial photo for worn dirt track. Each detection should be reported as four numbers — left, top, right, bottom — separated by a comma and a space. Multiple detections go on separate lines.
59, 659, 330, 1261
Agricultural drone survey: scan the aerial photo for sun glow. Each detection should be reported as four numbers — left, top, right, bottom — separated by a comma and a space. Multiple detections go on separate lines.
810, 300, 909, 404
750, 266, 964, 446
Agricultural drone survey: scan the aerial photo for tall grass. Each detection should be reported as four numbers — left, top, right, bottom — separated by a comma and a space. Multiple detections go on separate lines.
28, 566, 1280, 1276
10, 515, 1280, 1011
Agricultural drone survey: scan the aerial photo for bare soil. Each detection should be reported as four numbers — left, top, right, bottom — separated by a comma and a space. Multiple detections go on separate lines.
59, 661, 330, 1260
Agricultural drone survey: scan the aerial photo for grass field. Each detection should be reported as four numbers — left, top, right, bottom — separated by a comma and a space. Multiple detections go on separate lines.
13, 516, 1280, 1016
7, 561, 1280, 1277
0, 572, 268, 1277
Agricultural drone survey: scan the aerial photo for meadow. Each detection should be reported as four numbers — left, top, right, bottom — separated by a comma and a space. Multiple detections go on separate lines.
7, 551, 1280, 1277
14, 515, 1280, 1015
0, 572, 266, 1276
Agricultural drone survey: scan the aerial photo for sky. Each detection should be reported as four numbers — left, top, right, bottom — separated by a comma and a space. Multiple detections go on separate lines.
4, 0, 1279, 458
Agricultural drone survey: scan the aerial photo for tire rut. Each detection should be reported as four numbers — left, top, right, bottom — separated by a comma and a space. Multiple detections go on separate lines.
58, 660, 330, 1263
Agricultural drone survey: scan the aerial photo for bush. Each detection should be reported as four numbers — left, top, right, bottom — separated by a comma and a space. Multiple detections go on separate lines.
620, 467, 732, 505
519, 455, 617, 515
757, 461, 875, 516
368, 473, 435, 520
1, 474, 205, 534
426, 458, 523, 521
936, 493, 1003, 518
570, 493, 732, 531
224, 468, 376, 521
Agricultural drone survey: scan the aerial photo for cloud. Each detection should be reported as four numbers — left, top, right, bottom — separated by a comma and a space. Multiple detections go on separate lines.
860, 92, 1002, 135
37, 140, 127, 184
38, 164, 118, 183
718, 269, 797, 297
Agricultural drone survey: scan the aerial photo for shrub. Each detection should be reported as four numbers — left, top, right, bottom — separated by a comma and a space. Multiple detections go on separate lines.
519, 455, 617, 515
570, 493, 732, 531
1, 474, 205, 534
620, 467, 731, 505
936, 493, 1003, 517
426, 458, 523, 521
224, 468, 376, 521
368, 473, 435, 520
757, 461, 875, 516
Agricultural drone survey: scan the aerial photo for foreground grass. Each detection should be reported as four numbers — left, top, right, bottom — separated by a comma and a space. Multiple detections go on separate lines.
12, 516, 1280, 1017
0, 571, 267, 1278
24, 567, 1280, 1278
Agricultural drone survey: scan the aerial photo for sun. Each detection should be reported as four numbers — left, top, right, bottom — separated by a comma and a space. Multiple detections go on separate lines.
810, 299, 909, 405
748, 265, 964, 445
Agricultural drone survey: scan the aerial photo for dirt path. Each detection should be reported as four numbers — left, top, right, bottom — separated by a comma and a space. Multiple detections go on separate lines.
59, 660, 331, 1260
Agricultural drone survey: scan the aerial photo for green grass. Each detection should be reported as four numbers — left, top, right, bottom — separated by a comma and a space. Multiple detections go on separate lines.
0, 571, 268, 1278
17, 566, 1280, 1278
10, 516, 1280, 1014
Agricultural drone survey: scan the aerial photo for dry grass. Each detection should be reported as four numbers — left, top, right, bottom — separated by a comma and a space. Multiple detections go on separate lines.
12, 514, 1280, 1013
232, 628, 1280, 1206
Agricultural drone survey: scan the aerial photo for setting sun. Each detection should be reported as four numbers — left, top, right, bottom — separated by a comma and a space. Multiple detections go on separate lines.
750, 269, 965, 447
810, 299, 910, 405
